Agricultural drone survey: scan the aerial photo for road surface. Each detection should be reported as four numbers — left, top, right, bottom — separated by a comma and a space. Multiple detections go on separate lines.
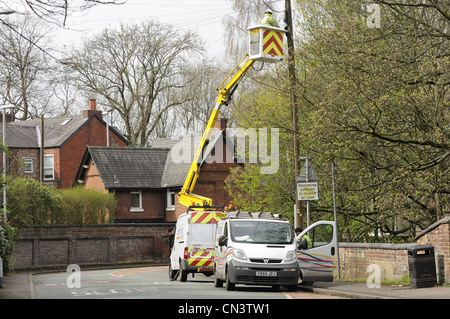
32, 265, 343, 300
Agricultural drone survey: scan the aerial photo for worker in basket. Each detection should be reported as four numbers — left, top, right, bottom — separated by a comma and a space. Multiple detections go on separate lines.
261, 10, 279, 27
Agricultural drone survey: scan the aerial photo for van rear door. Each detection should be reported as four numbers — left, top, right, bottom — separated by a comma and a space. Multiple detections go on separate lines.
296, 221, 337, 283
187, 212, 222, 269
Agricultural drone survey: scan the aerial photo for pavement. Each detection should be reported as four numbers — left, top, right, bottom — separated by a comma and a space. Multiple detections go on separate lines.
0, 271, 36, 299
297, 280, 450, 299
1, 269, 450, 299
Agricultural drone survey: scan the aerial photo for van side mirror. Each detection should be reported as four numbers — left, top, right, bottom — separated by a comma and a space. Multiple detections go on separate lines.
166, 234, 174, 248
218, 235, 227, 247
298, 237, 308, 250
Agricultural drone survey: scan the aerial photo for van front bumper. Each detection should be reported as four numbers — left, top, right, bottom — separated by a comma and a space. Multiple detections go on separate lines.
228, 259, 299, 286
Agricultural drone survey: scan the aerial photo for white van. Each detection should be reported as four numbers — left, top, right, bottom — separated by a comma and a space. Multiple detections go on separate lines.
169, 209, 226, 282
213, 212, 300, 291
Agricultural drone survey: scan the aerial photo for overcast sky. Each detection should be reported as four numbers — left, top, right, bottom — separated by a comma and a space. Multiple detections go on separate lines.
52, 0, 236, 58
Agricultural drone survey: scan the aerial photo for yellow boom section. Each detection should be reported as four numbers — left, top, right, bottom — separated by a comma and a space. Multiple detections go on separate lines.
178, 55, 255, 208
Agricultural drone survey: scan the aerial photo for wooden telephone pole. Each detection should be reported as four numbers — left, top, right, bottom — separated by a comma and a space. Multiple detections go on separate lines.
285, 0, 302, 228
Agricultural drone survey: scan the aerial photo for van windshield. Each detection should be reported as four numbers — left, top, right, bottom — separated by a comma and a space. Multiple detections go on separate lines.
230, 220, 294, 244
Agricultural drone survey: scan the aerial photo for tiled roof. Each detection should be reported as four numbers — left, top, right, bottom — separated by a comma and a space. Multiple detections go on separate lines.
1, 114, 127, 148
86, 146, 170, 189
153, 130, 235, 188
0, 125, 40, 148
76, 129, 236, 189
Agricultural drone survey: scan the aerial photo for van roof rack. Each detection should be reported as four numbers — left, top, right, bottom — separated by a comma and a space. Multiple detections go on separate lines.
186, 205, 225, 212
226, 210, 283, 220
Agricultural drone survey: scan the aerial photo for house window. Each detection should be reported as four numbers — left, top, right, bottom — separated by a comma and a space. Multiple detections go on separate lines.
130, 191, 143, 212
43, 155, 54, 180
24, 158, 33, 173
167, 189, 175, 211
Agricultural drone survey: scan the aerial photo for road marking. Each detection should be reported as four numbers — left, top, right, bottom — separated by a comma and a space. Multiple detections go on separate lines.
110, 266, 167, 277
38, 280, 120, 287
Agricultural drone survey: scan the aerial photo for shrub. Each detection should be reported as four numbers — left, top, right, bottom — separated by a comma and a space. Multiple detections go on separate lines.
0, 224, 17, 274
5, 177, 117, 226
54, 187, 117, 224
7, 177, 56, 227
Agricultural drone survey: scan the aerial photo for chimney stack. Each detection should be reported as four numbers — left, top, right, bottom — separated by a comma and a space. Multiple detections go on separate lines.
83, 99, 103, 119
89, 99, 96, 110
215, 118, 228, 131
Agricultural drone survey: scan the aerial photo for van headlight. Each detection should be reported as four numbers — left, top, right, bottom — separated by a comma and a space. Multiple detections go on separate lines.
232, 248, 247, 260
285, 250, 297, 261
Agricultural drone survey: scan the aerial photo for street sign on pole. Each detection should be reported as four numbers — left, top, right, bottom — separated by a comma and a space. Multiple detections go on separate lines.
296, 158, 319, 227
297, 162, 319, 183
296, 159, 319, 201
297, 182, 318, 201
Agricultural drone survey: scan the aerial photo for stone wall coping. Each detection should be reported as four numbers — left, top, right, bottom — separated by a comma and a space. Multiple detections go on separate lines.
20, 223, 176, 229
415, 216, 450, 241
339, 242, 415, 250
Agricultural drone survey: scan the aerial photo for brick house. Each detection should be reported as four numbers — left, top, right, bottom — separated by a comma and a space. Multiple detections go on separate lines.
75, 120, 239, 223
0, 99, 128, 188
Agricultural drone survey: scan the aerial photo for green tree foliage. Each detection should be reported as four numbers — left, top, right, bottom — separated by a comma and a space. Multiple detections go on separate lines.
6, 178, 117, 227
0, 224, 16, 274
54, 187, 117, 225
227, 0, 449, 242
7, 177, 55, 227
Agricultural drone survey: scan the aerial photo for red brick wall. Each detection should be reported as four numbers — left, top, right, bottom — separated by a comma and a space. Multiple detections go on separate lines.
83, 158, 107, 193
337, 243, 410, 282
171, 140, 238, 221
115, 189, 165, 222
12, 224, 175, 269
336, 219, 450, 285
7, 148, 40, 180
170, 191, 184, 222
59, 115, 127, 189
417, 219, 450, 284
43, 148, 60, 187
82, 161, 166, 222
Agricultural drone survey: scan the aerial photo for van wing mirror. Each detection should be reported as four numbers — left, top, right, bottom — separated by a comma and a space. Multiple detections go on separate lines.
298, 237, 308, 250
166, 234, 174, 248
218, 235, 227, 247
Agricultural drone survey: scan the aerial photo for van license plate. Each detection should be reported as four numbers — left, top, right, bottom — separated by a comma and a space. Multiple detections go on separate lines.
256, 271, 277, 277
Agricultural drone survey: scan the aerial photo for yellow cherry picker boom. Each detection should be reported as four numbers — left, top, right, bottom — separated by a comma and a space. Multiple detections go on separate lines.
178, 24, 287, 209
170, 20, 339, 286
178, 55, 254, 208
169, 22, 305, 283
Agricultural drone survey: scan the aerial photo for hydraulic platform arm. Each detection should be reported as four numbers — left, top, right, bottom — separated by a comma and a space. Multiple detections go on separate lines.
178, 55, 255, 208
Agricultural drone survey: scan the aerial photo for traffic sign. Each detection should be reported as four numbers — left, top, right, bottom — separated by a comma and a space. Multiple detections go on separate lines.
297, 163, 319, 183
297, 182, 318, 201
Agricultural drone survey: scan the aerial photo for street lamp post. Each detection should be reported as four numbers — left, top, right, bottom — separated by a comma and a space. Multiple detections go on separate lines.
102, 110, 111, 147
1, 104, 15, 224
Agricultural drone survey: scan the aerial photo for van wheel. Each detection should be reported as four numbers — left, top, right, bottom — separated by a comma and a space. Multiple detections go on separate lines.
225, 271, 235, 291
168, 265, 178, 281
285, 284, 297, 292
299, 281, 313, 286
180, 265, 188, 282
